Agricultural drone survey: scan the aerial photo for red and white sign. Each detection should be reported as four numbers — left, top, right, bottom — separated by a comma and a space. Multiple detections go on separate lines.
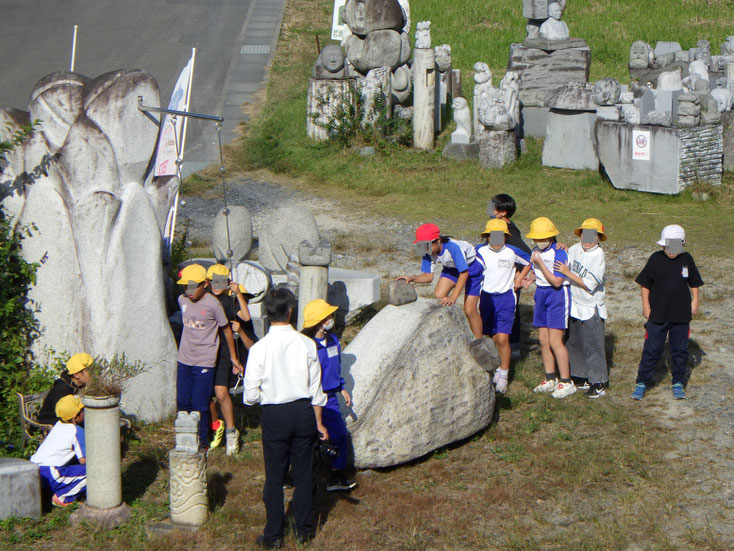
632, 129, 651, 161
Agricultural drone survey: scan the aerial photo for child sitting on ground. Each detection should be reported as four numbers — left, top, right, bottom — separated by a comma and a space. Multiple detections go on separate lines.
555, 218, 608, 398
631, 225, 703, 400
30, 395, 86, 507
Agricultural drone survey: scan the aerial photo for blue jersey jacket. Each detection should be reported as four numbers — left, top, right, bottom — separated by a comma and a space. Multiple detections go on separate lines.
316, 332, 344, 394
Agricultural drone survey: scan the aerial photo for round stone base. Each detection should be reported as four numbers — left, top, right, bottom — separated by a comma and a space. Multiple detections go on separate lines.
70, 502, 132, 528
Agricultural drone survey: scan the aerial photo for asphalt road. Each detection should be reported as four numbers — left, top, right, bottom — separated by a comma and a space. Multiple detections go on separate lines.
0, 0, 271, 162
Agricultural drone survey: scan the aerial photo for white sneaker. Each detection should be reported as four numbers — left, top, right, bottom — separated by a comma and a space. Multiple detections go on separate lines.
225, 428, 240, 456
533, 378, 557, 394
493, 369, 509, 394
551, 381, 577, 399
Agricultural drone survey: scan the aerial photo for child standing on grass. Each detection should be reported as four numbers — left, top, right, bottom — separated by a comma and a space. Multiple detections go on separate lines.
555, 218, 608, 398
397, 223, 484, 338
475, 218, 531, 393
206, 264, 257, 455
301, 299, 357, 492
177, 264, 243, 449
632, 225, 703, 400
527, 217, 575, 399
30, 395, 86, 508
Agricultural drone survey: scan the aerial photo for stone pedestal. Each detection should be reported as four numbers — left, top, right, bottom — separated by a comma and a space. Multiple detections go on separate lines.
413, 48, 436, 150
476, 128, 518, 168
722, 111, 734, 171
307, 78, 357, 141
542, 110, 598, 169
442, 141, 480, 161
0, 459, 40, 519
296, 239, 331, 331
82, 395, 122, 509
169, 450, 208, 526
595, 121, 723, 194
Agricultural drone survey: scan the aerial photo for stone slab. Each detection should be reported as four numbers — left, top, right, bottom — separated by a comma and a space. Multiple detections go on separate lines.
507, 43, 591, 107
0, 459, 41, 519
519, 105, 550, 137
543, 110, 598, 170
442, 141, 479, 161
522, 37, 588, 51
723, 111, 734, 171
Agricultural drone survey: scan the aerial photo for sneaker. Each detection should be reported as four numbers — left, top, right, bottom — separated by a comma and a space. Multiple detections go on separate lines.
631, 383, 646, 400
493, 369, 509, 394
585, 383, 606, 398
326, 475, 358, 492
672, 383, 686, 400
225, 428, 240, 456
551, 380, 577, 399
573, 378, 590, 391
51, 494, 72, 508
533, 378, 557, 394
210, 419, 225, 449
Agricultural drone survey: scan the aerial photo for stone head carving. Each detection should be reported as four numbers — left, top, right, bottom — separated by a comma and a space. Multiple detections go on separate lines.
312, 45, 347, 79
435, 44, 452, 72
473, 62, 491, 85
415, 21, 431, 49
721, 36, 734, 56
593, 78, 622, 106
695, 39, 712, 67
620, 104, 641, 124
629, 41, 654, 69
478, 97, 514, 131
693, 78, 710, 95
548, 1, 564, 19
499, 71, 519, 90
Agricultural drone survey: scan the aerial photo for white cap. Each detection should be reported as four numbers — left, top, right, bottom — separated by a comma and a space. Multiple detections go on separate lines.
656, 224, 685, 246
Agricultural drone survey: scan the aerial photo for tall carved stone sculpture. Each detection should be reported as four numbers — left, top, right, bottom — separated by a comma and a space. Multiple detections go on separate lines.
472, 62, 494, 136
0, 70, 177, 422
169, 412, 208, 527
413, 22, 435, 150
434, 44, 452, 131
307, 45, 357, 141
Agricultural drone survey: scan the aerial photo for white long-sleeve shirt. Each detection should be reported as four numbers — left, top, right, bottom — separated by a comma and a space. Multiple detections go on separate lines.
566, 243, 607, 320
243, 324, 327, 407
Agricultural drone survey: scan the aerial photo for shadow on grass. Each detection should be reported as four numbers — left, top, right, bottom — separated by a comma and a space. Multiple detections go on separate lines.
209, 471, 233, 512
122, 451, 163, 503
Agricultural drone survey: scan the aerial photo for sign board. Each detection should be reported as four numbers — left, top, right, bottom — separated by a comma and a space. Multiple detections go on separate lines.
632, 129, 651, 161
331, 0, 348, 41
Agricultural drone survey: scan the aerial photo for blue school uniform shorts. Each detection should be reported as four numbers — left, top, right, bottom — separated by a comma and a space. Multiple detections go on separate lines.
479, 289, 516, 335
533, 285, 571, 330
440, 261, 483, 297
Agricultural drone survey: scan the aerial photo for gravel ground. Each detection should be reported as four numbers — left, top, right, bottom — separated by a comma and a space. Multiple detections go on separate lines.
180, 174, 734, 546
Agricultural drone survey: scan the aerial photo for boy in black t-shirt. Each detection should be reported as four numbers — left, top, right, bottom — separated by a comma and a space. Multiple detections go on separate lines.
632, 225, 703, 400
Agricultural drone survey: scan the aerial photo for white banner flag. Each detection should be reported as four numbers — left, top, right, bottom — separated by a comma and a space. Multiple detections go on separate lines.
154, 54, 194, 177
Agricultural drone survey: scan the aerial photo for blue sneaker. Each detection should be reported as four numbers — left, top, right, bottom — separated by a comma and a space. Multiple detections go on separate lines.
672, 383, 686, 400
631, 383, 646, 400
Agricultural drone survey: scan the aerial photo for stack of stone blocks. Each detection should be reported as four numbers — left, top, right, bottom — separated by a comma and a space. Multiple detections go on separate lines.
169, 411, 208, 527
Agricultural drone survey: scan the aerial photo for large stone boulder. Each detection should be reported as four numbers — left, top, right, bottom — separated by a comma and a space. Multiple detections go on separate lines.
343, 0, 405, 36
342, 299, 494, 468
258, 206, 320, 273
0, 70, 178, 422
213, 205, 253, 263
344, 30, 411, 73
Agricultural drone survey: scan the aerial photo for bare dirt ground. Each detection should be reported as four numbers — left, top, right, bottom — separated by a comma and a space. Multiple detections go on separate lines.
180, 175, 734, 548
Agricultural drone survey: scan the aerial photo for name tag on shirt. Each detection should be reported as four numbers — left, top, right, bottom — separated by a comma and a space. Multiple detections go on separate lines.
327, 346, 339, 358
682, 266, 689, 278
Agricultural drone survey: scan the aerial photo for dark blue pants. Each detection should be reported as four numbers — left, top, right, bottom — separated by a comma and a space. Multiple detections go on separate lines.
176, 362, 215, 445
39, 464, 86, 504
322, 393, 349, 471
261, 399, 317, 543
636, 322, 689, 386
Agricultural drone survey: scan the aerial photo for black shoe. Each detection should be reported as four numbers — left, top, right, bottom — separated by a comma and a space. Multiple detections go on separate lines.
585, 383, 606, 398
326, 476, 357, 492
256, 535, 283, 549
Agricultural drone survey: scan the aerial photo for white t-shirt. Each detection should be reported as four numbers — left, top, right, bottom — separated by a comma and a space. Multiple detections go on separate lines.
532, 243, 570, 287
476, 244, 530, 294
566, 243, 606, 320
30, 421, 85, 467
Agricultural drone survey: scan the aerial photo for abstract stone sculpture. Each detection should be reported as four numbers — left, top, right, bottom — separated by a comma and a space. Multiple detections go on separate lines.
213, 205, 253, 263
296, 239, 331, 331
343, 0, 405, 36
231, 261, 272, 303
342, 300, 494, 468
258, 206, 321, 273
0, 70, 177, 422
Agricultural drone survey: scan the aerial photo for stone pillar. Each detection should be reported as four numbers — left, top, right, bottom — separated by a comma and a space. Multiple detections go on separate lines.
476, 128, 518, 169
413, 48, 436, 150
169, 411, 208, 527
0, 459, 41, 519
307, 78, 357, 141
297, 239, 331, 331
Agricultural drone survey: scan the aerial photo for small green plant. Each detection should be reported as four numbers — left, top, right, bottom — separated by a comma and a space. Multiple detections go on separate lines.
83, 354, 148, 397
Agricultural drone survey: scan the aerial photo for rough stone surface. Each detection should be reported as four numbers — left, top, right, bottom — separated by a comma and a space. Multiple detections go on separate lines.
596, 105, 620, 121
723, 111, 734, 171
520, 106, 550, 137
345, 30, 409, 73
0, 459, 40, 519
543, 110, 598, 170
258, 206, 321, 272
299, 238, 332, 266
442, 141, 480, 161
544, 81, 596, 111
297, 265, 330, 330
507, 43, 591, 106
174, 411, 200, 453
477, 128, 518, 168
522, 37, 587, 51
82, 395, 123, 510
469, 337, 501, 373
70, 502, 132, 528
343, 0, 405, 36
213, 205, 253, 263
169, 450, 208, 526
326, 267, 381, 323
307, 78, 357, 141
231, 260, 272, 303
595, 121, 723, 194
0, 71, 177, 423
654, 41, 682, 57
387, 279, 418, 305
593, 78, 621, 106
342, 300, 494, 468
413, 47, 436, 150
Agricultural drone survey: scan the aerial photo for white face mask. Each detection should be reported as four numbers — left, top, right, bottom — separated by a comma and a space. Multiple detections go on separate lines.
535, 241, 552, 251
322, 319, 335, 331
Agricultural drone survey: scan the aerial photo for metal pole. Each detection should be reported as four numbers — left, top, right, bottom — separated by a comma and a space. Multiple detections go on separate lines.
179, 47, 197, 160
70, 25, 78, 72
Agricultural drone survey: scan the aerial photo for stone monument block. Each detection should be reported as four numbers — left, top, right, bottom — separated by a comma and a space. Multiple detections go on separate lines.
387, 279, 418, 306
175, 411, 200, 453
213, 205, 253, 263
722, 111, 734, 171
169, 450, 208, 526
307, 78, 358, 141
476, 128, 518, 168
258, 206, 321, 273
442, 141, 480, 161
342, 300, 493, 468
0, 459, 41, 520
596, 106, 620, 121
543, 110, 598, 170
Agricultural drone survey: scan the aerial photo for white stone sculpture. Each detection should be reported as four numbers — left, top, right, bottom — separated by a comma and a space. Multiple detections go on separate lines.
213, 205, 253, 263
296, 239, 331, 331
688, 59, 710, 83
658, 67, 683, 91
0, 70, 177, 423
415, 20, 431, 49
711, 83, 733, 112
169, 451, 208, 526
258, 206, 321, 273
539, 1, 569, 41
450, 97, 472, 144
412, 45, 435, 150
472, 62, 495, 134
721, 36, 734, 56
499, 71, 521, 126
391, 64, 412, 104
629, 40, 654, 69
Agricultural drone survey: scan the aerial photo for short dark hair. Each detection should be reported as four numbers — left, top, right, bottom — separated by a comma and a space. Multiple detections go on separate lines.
264, 286, 297, 323
492, 193, 516, 218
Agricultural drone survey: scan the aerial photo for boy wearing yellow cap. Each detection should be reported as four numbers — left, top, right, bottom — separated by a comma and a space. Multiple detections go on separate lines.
555, 219, 608, 398
31, 395, 86, 507
177, 264, 243, 448
37, 353, 93, 425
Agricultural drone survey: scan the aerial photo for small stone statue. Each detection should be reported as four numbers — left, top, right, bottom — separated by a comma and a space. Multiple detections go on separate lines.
675, 93, 701, 127
539, 1, 569, 41
629, 40, 654, 70
657, 68, 683, 92
721, 35, 734, 56
688, 59, 709, 83
711, 81, 733, 112
391, 64, 412, 104
435, 44, 451, 72
592, 78, 621, 105
474, 62, 492, 86
499, 71, 520, 125
450, 97, 472, 144
313, 44, 348, 79
621, 104, 641, 124
694, 39, 712, 69
415, 21, 431, 49
478, 95, 514, 131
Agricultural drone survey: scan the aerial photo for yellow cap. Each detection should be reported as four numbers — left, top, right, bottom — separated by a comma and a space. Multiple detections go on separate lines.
55, 395, 84, 422
66, 353, 93, 375
481, 218, 510, 236
526, 217, 559, 240
206, 264, 230, 280
303, 299, 339, 329
574, 218, 607, 241
177, 264, 207, 285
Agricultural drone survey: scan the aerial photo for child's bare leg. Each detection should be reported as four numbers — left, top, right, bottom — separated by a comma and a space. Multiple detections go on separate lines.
548, 328, 570, 379
538, 327, 556, 377
434, 277, 455, 299
492, 332, 511, 371
214, 385, 235, 429
464, 294, 482, 339
209, 400, 219, 425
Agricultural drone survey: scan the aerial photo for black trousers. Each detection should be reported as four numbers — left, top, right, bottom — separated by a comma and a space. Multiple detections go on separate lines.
261, 399, 317, 542
636, 322, 689, 386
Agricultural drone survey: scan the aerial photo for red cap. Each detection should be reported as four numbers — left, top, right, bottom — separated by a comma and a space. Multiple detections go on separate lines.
414, 223, 440, 243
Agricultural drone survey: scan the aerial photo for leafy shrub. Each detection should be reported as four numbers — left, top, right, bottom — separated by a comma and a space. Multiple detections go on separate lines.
83, 354, 148, 397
